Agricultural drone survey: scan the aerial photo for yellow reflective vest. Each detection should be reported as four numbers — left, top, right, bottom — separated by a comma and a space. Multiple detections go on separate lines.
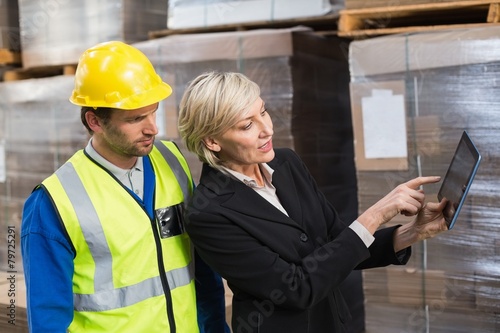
42, 141, 199, 333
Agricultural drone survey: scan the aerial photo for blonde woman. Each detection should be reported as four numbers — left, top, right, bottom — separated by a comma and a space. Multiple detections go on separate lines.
179, 71, 448, 333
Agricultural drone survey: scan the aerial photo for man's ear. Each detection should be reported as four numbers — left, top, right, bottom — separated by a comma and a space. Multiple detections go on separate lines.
85, 110, 103, 133
203, 137, 221, 152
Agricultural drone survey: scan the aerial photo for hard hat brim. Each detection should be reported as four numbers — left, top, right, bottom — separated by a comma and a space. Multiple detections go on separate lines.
70, 81, 172, 110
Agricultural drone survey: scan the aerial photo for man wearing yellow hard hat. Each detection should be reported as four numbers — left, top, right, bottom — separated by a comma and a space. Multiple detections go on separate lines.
21, 41, 230, 333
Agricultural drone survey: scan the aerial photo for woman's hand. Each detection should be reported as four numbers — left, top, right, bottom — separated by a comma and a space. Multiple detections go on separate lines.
357, 176, 442, 234
393, 198, 448, 252
412, 198, 449, 241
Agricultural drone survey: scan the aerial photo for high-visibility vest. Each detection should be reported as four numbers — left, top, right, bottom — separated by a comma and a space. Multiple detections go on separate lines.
42, 141, 199, 333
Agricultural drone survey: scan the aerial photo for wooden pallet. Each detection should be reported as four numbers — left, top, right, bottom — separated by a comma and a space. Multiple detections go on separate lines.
338, 0, 500, 38
149, 13, 339, 38
3, 64, 76, 82
345, 0, 484, 10
0, 49, 21, 66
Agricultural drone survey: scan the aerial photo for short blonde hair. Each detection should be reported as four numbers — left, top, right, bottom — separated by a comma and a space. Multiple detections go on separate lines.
178, 72, 260, 168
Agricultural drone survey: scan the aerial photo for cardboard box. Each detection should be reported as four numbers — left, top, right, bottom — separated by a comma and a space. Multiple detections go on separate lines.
167, 0, 343, 29
19, 0, 168, 68
350, 26, 500, 332
0, 76, 85, 272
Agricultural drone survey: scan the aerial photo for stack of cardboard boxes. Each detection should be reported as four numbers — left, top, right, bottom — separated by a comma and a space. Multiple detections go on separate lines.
349, 26, 500, 332
18, 0, 169, 69
2, 1, 499, 332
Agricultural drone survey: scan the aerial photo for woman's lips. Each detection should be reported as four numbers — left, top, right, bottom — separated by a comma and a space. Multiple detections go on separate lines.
259, 140, 273, 152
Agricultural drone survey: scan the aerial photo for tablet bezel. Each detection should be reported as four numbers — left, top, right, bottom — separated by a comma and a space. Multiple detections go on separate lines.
437, 131, 481, 229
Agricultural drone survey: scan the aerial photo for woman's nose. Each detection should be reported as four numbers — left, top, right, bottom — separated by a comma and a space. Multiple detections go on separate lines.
260, 119, 273, 137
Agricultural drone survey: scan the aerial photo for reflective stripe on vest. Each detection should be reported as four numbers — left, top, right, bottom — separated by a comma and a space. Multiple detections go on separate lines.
51, 146, 193, 312
154, 141, 190, 203
75, 265, 194, 311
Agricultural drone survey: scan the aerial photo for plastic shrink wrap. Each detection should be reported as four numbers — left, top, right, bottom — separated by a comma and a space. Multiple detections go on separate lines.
18, 0, 168, 69
167, 0, 344, 29
349, 26, 500, 333
0, 76, 87, 270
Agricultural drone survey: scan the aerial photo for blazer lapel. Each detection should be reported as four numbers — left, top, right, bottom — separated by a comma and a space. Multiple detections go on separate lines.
269, 157, 303, 224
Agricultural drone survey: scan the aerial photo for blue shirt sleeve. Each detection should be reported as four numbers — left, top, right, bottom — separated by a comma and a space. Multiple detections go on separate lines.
194, 250, 231, 333
190, 179, 230, 333
21, 187, 75, 332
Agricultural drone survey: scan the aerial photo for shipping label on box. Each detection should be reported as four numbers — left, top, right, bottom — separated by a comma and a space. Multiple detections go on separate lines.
350, 80, 409, 171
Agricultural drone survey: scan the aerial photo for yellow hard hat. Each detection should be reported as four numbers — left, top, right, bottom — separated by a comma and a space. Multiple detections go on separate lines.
70, 41, 172, 110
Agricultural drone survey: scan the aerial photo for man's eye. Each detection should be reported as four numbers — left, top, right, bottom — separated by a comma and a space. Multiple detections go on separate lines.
129, 117, 143, 123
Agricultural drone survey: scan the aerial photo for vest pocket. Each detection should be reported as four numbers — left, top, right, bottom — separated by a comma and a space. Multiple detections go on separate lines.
155, 203, 185, 238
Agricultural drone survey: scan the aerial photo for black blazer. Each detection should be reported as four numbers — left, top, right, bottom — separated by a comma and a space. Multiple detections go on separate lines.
185, 148, 410, 333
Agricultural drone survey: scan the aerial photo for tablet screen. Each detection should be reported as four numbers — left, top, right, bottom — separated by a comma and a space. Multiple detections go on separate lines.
437, 131, 481, 229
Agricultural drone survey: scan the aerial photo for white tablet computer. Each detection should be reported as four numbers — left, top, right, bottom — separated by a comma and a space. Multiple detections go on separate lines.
437, 131, 481, 229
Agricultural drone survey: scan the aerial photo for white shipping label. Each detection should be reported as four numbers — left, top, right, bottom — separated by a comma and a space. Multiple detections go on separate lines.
361, 89, 407, 159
